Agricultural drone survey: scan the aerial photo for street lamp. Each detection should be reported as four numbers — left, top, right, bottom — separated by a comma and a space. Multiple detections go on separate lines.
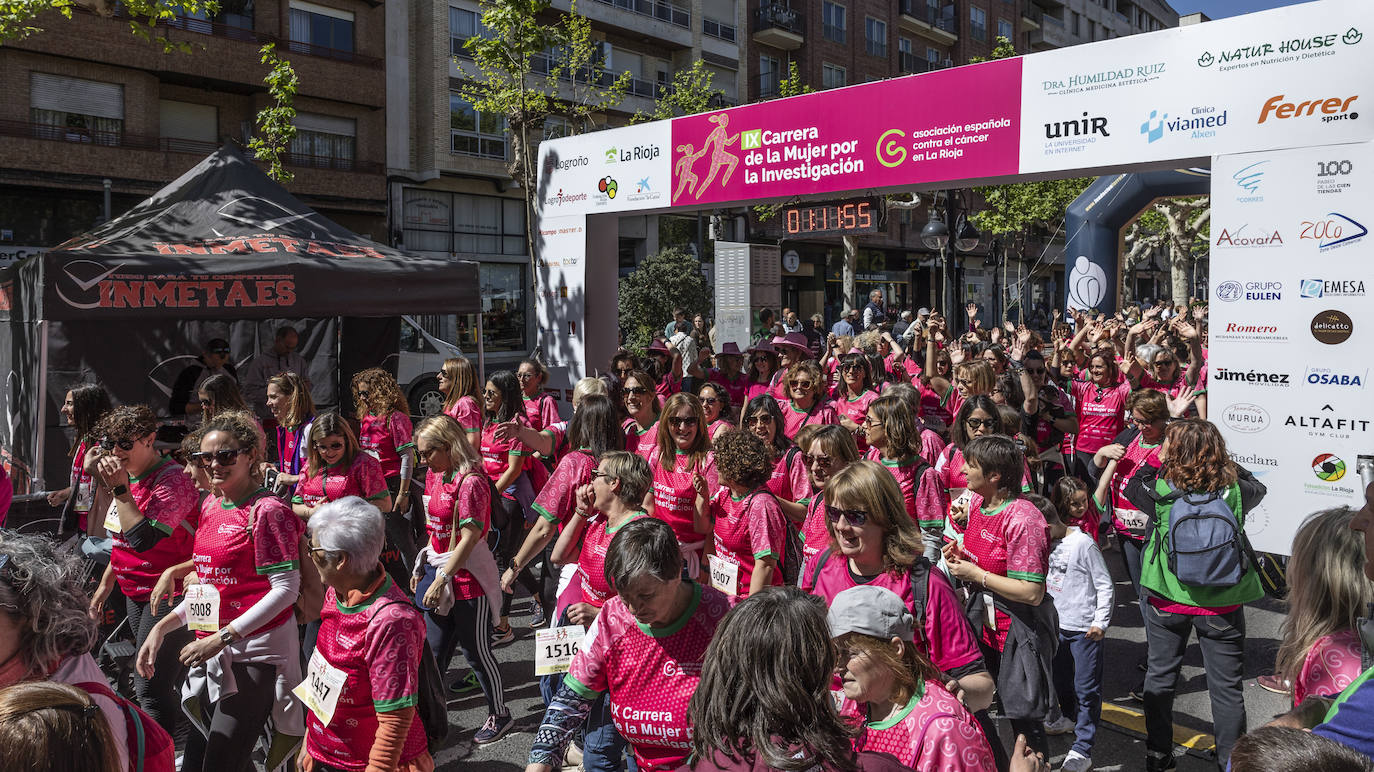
920, 211, 949, 250
924, 192, 981, 330
954, 215, 981, 253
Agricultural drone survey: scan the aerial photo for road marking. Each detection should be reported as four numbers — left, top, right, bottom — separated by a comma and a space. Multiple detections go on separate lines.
1101, 702, 1216, 752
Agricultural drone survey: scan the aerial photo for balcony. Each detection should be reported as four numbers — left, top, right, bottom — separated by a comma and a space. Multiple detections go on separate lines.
1, 119, 219, 153
1028, 12, 1073, 50
283, 151, 383, 175
587, 0, 690, 28
897, 1, 957, 45
1021, 3, 1041, 29
898, 52, 952, 75
753, 4, 804, 51
703, 16, 738, 42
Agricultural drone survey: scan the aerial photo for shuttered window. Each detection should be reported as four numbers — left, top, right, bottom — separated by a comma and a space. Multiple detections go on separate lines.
159, 100, 218, 152
30, 73, 124, 145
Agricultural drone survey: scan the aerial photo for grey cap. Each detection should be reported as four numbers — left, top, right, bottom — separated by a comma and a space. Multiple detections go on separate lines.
827, 585, 914, 642
917, 307, 931, 317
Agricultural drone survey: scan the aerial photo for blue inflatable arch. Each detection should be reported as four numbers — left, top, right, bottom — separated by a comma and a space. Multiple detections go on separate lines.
1063, 168, 1211, 313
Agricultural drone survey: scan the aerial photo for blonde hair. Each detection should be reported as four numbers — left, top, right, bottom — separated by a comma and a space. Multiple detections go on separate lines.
414, 415, 482, 476
1275, 507, 1374, 694
0, 682, 121, 772
823, 461, 924, 574
953, 360, 996, 396
573, 377, 607, 408
439, 357, 479, 415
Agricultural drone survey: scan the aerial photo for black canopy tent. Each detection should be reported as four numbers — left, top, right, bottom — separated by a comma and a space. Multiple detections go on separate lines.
0, 145, 480, 493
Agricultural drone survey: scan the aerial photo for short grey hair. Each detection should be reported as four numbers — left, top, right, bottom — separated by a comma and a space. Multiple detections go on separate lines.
309, 496, 385, 568
0, 532, 98, 681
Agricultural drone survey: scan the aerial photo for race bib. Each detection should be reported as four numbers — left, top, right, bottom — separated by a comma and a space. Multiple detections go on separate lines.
363, 449, 381, 461
1047, 569, 1066, 595
1117, 508, 1150, 535
707, 554, 739, 596
949, 489, 973, 522
185, 584, 221, 633
294, 649, 349, 727
534, 625, 585, 676
102, 502, 122, 534
422, 495, 432, 515
74, 481, 94, 514
982, 591, 997, 632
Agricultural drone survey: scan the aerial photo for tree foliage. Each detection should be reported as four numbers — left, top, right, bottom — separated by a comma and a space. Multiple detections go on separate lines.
249, 42, 298, 184
618, 247, 712, 352
460, 0, 628, 288
632, 60, 723, 123
969, 35, 1017, 64
777, 60, 813, 98
1122, 197, 1210, 305
971, 176, 1092, 237
1, 0, 226, 52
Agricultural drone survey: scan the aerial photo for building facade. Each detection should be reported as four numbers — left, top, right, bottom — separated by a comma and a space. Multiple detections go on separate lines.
0, 0, 388, 262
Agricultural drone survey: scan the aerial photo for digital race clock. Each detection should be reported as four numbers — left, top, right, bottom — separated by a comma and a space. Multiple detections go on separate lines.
783, 197, 881, 237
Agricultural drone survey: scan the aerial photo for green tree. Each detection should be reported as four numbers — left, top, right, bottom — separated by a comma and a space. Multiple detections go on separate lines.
461, 0, 628, 287
248, 43, 298, 184
618, 247, 712, 352
969, 35, 1017, 64
1, 0, 222, 50
776, 60, 813, 98
1122, 197, 1210, 305
632, 60, 723, 123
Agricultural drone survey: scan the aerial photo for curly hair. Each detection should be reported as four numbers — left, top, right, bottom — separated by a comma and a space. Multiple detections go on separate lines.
267, 371, 315, 429
785, 361, 825, 403
201, 410, 266, 466
823, 461, 923, 574
351, 367, 409, 418
690, 588, 861, 772
0, 531, 98, 681
1162, 419, 1236, 493
713, 428, 774, 490
1125, 388, 1168, 424
93, 404, 157, 443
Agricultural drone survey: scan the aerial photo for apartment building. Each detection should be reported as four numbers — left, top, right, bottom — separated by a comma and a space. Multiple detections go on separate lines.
0, 0, 388, 259
388, 0, 746, 368
1030, 0, 1177, 50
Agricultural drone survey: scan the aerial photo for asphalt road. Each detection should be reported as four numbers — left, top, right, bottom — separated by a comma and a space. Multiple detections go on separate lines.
432, 544, 1292, 772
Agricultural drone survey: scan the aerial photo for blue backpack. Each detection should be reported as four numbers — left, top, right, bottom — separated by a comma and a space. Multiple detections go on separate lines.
1155, 485, 1256, 588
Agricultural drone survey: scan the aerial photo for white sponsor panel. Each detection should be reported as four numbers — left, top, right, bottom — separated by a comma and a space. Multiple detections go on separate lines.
536, 123, 672, 216
535, 213, 588, 382
1210, 140, 1374, 555
1019, 2, 1374, 174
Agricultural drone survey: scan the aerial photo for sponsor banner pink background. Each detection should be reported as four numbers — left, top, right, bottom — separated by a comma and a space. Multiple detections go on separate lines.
669, 58, 1022, 208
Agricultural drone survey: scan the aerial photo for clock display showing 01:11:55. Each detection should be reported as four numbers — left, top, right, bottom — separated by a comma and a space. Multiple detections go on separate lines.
784, 199, 877, 236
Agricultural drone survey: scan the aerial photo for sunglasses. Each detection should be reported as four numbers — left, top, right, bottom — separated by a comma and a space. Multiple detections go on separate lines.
356, 390, 371, 398
1026, 368, 1047, 376
190, 447, 251, 468
1153, 360, 1176, 367
746, 415, 774, 426
417, 445, 447, 460
668, 416, 698, 428
315, 441, 345, 453
624, 386, 651, 396
100, 437, 137, 452
516, 372, 537, 380
825, 505, 868, 527
751, 356, 769, 363
210, 348, 230, 355
1128, 416, 1157, 427
590, 470, 617, 483
483, 389, 501, 397
840, 363, 864, 372
615, 368, 635, 377
803, 453, 833, 469
790, 381, 815, 389
965, 417, 997, 429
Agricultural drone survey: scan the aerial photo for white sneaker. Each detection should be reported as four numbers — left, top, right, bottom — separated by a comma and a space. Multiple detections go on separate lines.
1044, 716, 1076, 735
1061, 750, 1091, 772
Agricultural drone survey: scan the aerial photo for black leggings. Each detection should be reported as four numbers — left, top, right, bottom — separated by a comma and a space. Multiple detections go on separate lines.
182, 661, 278, 772
491, 493, 540, 618
125, 596, 191, 736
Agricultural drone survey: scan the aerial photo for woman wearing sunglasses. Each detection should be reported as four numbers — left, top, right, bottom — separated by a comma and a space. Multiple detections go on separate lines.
263, 372, 315, 492
292, 413, 392, 520
742, 395, 809, 524
935, 396, 1006, 530
137, 411, 306, 772
708, 429, 788, 599
482, 370, 542, 642
350, 367, 417, 526
1090, 389, 1170, 604
800, 462, 995, 715
620, 369, 660, 454
743, 342, 779, 402
517, 358, 561, 432
943, 435, 1052, 758
88, 404, 200, 738
47, 383, 112, 533
832, 352, 878, 447
696, 381, 734, 441
647, 393, 717, 579
412, 415, 514, 745
799, 425, 861, 562
780, 361, 839, 441
704, 342, 748, 409
861, 396, 945, 562
439, 356, 483, 452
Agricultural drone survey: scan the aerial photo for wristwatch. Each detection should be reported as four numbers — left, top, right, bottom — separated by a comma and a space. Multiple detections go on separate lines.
111, 484, 129, 497
219, 627, 236, 646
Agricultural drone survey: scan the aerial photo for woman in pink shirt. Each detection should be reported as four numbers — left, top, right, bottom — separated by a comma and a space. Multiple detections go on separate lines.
781, 361, 840, 440
697, 381, 734, 441
439, 356, 483, 451
1273, 507, 1372, 707
743, 342, 780, 403
742, 395, 809, 524
517, 358, 562, 432
620, 370, 660, 454
47, 383, 111, 533
351, 368, 417, 570
1069, 350, 1130, 480
829, 585, 998, 772
832, 353, 878, 447
861, 396, 944, 559
798, 425, 861, 562
648, 393, 717, 577
708, 430, 789, 600
705, 342, 749, 408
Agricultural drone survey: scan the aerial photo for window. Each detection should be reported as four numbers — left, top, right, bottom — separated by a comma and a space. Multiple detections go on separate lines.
970, 6, 987, 41
759, 54, 780, 97
927, 46, 941, 63
29, 73, 123, 146
702, 17, 736, 41
288, 0, 354, 55
465, 262, 528, 352
288, 112, 356, 169
865, 18, 886, 57
822, 62, 846, 89
450, 93, 506, 159
898, 36, 912, 54
1071, 11, 1080, 35
997, 19, 1012, 40
822, 1, 845, 43
402, 189, 527, 257
167, 0, 254, 39
543, 116, 572, 140
159, 100, 217, 152
450, 6, 489, 57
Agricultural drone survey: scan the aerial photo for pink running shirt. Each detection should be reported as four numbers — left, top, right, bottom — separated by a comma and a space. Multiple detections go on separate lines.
1295, 629, 1364, 707
865, 449, 945, 530
781, 399, 839, 440
960, 495, 1050, 651
709, 488, 787, 598
192, 490, 303, 636
648, 448, 718, 544
358, 412, 414, 479
422, 470, 491, 600
444, 395, 482, 435
1070, 378, 1129, 454
841, 682, 996, 772
531, 449, 596, 528
293, 453, 388, 510
109, 457, 199, 602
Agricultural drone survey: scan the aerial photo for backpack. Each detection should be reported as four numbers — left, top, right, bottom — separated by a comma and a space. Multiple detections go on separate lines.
1153, 484, 1256, 588
76, 679, 175, 772
808, 547, 930, 649
246, 491, 326, 623
376, 600, 451, 753
744, 484, 803, 587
